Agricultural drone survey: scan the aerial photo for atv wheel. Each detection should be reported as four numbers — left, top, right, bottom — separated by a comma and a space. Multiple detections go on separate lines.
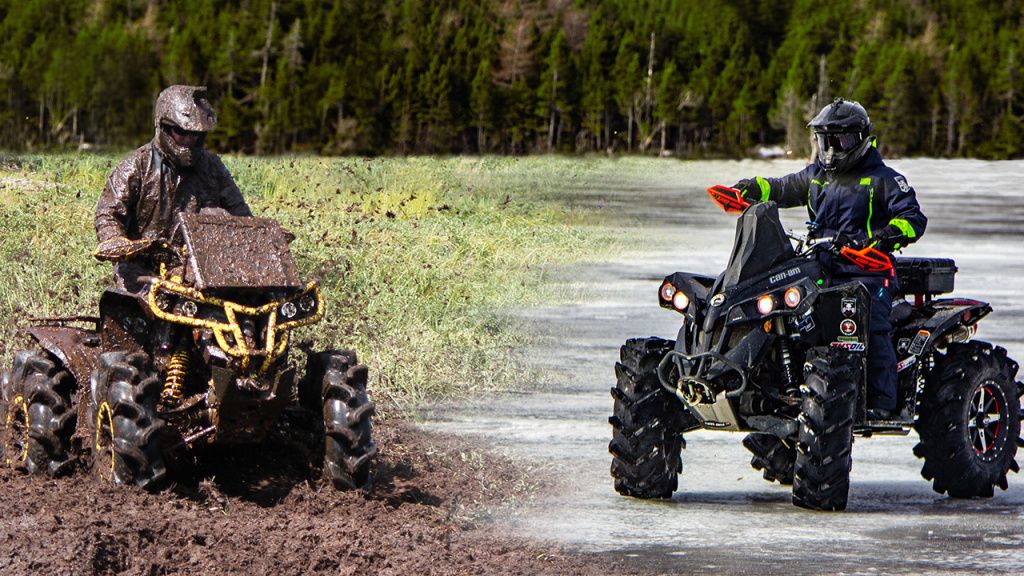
744, 433, 795, 485
792, 347, 859, 511
609, 337, 692, 499
914, 342, 1022, 498
2, 351, 77, 475
90, 352, 167, 491
313, 350, 376, 490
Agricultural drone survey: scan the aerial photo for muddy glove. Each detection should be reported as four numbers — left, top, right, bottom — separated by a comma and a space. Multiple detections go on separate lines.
867, 224, 904, 253
94, 237, 158, 262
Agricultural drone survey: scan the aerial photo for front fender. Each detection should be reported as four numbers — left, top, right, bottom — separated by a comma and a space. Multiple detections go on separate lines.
22, 325, 100, 387
99, 288, 153, 353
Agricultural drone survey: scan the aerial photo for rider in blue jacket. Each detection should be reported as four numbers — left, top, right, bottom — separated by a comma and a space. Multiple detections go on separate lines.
734, 98, 927, 420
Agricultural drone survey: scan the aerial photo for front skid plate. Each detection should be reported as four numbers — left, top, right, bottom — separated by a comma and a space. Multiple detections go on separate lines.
683, 392, 742, 431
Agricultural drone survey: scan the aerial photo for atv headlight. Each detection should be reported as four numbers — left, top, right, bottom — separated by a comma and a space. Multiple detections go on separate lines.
180, 300, 198, 317
154, 291, 174, 312
672, 291, 690, 312
784, 287, 802, 308
757, 294, 776, 315
299, 294, 316, 313
660, 282, 677, 302
280, 301, 298, 319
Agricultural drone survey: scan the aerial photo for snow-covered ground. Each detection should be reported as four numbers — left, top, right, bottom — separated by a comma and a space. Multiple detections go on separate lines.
424, 159, 1024, 575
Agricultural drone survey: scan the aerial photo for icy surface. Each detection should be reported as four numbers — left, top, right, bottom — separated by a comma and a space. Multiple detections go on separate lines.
423, 159, 1024, 574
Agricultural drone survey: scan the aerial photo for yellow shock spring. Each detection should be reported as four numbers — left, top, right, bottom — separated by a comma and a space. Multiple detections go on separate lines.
161, 348, 191, 404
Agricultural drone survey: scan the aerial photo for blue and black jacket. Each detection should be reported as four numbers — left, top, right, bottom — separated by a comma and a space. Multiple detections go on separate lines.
743, 144, 927, 277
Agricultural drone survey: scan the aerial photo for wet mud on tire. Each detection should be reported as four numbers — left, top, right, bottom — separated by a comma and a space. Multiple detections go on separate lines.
0, 422, 621, 575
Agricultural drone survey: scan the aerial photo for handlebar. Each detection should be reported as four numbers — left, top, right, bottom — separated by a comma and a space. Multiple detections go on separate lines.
788, 231, 893, 273
707, 183, 893, 274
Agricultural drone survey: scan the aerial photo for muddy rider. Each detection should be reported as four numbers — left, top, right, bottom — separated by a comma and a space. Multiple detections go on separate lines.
732, 98, 927, 420
94, 85, 251, 292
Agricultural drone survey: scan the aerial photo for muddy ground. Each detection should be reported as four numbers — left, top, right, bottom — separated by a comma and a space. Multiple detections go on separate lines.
0, 421, 623, 576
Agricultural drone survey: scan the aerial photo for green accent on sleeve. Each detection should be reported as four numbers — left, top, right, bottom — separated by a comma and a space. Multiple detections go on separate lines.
866, 187, 874, 238
871, 137, 878, 148
889, 218, 917, 239
859, 177, 872, 186
755, 176, 771, 202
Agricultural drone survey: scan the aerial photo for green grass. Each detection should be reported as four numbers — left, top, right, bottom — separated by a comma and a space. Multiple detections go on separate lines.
0, 153, 621, 415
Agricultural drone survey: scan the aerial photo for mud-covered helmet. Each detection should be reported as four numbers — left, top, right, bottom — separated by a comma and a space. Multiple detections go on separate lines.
807, 98, 873, 176
154, 85, 217, 168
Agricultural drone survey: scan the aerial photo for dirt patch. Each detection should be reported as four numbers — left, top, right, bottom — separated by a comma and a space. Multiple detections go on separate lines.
0, 421, 626, 575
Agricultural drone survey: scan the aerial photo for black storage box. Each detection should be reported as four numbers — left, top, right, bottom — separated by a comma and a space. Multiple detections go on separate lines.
894, 257, 957, 295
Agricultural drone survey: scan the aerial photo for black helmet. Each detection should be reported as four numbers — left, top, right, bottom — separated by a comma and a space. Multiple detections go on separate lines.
153, 85, 217, 168
807, 98, 873, 176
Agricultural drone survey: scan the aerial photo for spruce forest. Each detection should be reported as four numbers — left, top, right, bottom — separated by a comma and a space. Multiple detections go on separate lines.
1, 0, 1021, 158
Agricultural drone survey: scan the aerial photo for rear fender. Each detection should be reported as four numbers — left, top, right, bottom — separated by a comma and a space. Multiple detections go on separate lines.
896, 298, 992, 356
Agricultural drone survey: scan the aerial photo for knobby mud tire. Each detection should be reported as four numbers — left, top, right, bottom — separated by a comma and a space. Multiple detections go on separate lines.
316, 350, 376, 490
914, 342, 1022, 498
792, 347, 859, 511
91, 352, 168, 491
609, 337, 692, 499
2, 351, 77, 475
744, 433, 795, 485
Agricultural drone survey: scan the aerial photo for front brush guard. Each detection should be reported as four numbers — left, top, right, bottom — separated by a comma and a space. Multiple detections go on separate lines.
657, 350, 749, 404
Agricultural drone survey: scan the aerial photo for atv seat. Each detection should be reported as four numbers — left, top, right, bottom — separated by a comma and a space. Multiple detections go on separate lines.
894, 257, 957, 297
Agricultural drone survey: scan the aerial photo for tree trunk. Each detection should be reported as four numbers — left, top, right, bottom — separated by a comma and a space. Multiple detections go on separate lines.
946, 100, 956, 156
627, 107, 633, 152
548, 66, 557, 151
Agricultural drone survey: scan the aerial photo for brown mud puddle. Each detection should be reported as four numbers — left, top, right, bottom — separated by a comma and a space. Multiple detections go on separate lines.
0, 422, 623, 575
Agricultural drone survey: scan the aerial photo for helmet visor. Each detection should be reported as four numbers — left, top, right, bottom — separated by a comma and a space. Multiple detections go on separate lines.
815, 131, 863, 153
161, 123, 206, 148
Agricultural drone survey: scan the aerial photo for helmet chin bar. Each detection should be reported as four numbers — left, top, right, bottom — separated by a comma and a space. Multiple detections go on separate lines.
156, 127, 203, 168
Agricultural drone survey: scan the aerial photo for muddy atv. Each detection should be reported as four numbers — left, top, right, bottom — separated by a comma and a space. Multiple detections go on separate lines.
609, 187, 1023, 511
1, 212, 376, 490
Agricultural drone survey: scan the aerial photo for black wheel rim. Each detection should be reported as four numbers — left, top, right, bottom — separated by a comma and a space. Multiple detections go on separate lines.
967, 380, 1008, 462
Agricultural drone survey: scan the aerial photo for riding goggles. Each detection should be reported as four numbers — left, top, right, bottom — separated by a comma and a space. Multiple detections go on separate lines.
814, 131, 864, 153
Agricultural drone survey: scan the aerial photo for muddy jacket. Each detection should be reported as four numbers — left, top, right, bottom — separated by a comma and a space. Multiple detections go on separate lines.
745, 145, 927, 277
95, 141, 251, 245
95, 141, 251, 290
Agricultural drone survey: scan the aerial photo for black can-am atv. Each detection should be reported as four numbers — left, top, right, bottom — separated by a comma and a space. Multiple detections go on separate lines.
609, 186, 1023, 511
1, 211, 376, 491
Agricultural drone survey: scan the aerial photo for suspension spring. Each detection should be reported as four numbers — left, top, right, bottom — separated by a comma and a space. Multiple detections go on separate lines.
779, 338, 798, 388
161, 348, 191, 405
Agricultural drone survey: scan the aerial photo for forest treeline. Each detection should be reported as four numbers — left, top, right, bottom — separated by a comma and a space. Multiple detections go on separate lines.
1, 0, 1021, 158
